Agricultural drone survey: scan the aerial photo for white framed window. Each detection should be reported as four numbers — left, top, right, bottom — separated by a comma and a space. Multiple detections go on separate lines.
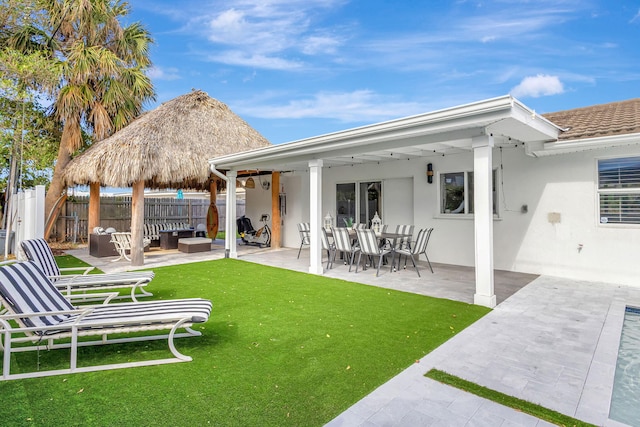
336, 181, 382, 227
598, 156, 640, 225
439, 169, 498, 215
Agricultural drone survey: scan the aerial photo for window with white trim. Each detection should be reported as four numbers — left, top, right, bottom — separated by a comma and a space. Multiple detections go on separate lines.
598, 156, 640, 224
336, 181, 382, 227
440, 170, 497, 215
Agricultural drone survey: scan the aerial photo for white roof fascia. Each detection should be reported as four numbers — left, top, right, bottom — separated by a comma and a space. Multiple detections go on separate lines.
209, 95, 560, 170
529, 132, 640, 157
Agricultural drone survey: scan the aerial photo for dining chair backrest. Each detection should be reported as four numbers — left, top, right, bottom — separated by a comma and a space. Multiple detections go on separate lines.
411, 228, 433, 255
355, 223, 367, 230
395, 224, 414, 249
356, 229, 380, 256
297, 222, 311, 244
332, 227, 355, 253
321, 228, 332, 250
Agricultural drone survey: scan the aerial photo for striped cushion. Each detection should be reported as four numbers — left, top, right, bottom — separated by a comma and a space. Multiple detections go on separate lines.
53, 271, 154, 290
144, 223, 192, 240
59, 299, 212, 328
20, 238, 60, 279
0, 262, 74, 329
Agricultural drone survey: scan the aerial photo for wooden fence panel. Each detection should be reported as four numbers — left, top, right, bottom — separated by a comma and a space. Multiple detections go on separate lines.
60, 196, 244, 242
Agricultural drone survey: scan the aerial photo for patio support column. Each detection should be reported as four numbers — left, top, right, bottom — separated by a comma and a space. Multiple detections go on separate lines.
271, 171, 281, 249
88, 182, 100, 232
472, 134, 496, 308
87, 183, 101, 260
308, 160, 323, 275
226, 170, 238, 258
130, 180, 145, 266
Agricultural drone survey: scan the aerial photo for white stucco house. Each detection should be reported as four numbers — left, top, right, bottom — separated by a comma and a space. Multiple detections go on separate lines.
209, 95, 640, 308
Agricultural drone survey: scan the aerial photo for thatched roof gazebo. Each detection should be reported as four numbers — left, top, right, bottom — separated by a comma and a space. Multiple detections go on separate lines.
64, 90, 271, 265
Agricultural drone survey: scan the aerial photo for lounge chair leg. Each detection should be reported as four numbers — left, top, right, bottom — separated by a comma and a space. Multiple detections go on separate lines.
70, 326, 78, 371
168, 318, 193, 361
2, 327, 11, 379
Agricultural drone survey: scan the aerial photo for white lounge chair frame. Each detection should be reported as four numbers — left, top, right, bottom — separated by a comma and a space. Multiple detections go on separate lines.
110, 232, 151, 262
0, 262, 212, 381
21, 238, 154, 302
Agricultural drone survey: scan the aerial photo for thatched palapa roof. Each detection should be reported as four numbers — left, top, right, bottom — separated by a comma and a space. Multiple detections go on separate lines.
64, 90, 271, 190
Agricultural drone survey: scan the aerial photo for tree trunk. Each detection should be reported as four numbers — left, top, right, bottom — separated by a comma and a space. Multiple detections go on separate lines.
44, 143, 73, 240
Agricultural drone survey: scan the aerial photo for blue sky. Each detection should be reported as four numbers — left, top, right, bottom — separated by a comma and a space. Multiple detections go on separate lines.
127, 0, 640, 145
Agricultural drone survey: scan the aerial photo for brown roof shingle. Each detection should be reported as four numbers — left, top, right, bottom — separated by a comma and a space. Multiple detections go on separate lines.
542, 98, 640, 141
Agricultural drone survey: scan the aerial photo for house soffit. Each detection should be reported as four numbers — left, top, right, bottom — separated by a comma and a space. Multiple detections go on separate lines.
210, 96, 561, 172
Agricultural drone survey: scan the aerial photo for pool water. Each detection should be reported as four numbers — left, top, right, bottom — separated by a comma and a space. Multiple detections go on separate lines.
610, 306, 640, 426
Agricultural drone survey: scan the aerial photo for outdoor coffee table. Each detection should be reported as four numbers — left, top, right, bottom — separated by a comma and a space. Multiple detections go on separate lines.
178, 237, 212, 253
159, 229, 194, 250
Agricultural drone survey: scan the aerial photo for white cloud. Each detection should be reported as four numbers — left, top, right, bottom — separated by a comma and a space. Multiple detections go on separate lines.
631, 8, 640, 23
146, 66, 181, 81
206, 51, 304, 70
189, 0, 347, 69
510, 74, 564, 98
302, 35, 342, 55
236, 90, 430, 122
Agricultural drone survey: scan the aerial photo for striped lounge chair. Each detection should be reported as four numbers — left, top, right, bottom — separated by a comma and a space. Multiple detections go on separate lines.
0, 261, 212, 380
21, 238, 154, 302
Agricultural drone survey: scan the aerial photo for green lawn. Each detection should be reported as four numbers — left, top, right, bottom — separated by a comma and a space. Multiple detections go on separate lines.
1, 258, 489, 426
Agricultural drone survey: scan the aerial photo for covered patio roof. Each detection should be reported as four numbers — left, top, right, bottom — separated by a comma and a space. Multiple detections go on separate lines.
209, 95, 561, 172
208, 95, 562, 308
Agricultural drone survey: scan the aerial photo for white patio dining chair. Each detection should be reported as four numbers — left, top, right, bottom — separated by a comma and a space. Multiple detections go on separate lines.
320, 228, 336, 270
331, 227, 360, 272
296, 222, 311, 259
392, 224, 415, 269
355, 228, 392, 277
391, 228, 434, 277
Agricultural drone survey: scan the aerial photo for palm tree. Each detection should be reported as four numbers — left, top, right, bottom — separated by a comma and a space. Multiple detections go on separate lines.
6, 0, 155, 237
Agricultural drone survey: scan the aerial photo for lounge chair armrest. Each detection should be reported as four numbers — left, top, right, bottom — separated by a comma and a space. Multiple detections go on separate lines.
59, 266, 95, 275
0, 307, 90, 321
67, 292, 120, 305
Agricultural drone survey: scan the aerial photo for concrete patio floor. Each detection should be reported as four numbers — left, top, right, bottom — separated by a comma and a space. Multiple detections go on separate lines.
65, 242, 638, 426
67, 243, 536, 305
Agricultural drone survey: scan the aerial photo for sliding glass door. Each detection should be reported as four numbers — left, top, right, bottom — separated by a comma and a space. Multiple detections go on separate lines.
336, 183, 356, 227
359, 181, 381, 227
336, 181, 382, 227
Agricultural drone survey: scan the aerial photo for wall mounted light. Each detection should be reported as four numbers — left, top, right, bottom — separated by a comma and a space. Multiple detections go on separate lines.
427, 163, 434, 184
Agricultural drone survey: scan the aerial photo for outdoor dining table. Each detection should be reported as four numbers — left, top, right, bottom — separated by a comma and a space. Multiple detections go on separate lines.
325, 229, 413, 264
325, 229, 412, 246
